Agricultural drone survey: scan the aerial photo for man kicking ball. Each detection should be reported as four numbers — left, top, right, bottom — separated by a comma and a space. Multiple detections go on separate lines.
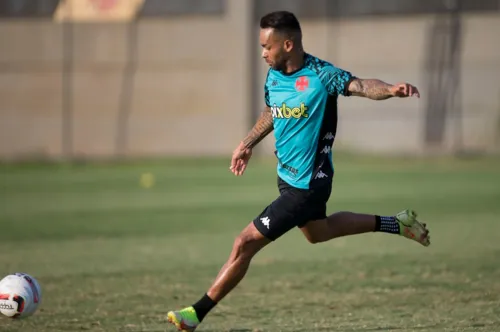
167, 10, 430, 332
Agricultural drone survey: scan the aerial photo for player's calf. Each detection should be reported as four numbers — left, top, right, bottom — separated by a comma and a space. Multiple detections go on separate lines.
300, 210, 430, 247
187, 222, 270, 325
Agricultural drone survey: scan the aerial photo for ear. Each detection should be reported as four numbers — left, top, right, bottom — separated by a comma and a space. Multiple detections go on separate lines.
283, 39, 294, 52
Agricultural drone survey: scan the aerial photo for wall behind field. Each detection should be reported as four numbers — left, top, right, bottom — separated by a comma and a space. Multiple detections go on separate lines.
0, 0, 499, 160
0, 0, 251, 160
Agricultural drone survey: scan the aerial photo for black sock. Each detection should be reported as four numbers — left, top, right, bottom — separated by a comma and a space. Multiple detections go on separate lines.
375, 215, 400, 234
192, 293, 217, 322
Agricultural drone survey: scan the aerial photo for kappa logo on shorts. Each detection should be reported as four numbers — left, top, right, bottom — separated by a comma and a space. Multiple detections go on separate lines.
260, 216, 271, 229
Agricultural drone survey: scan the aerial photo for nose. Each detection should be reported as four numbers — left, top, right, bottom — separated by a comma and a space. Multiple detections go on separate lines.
261, 49, 267, 59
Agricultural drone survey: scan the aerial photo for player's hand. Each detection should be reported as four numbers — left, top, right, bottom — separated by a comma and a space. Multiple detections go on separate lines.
230, 142, 253, 176
390, 83, 420, 98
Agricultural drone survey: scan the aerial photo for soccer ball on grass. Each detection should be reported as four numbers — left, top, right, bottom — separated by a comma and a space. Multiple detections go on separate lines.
0, 273, 42, 319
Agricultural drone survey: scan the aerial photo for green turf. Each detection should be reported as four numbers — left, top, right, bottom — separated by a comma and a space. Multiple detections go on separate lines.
0, 155, 500, 332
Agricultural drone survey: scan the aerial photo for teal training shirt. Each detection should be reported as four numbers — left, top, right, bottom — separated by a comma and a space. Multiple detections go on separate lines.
265, 53, 354, 189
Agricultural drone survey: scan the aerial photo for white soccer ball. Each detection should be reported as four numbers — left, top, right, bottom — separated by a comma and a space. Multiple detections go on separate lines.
0, 273, 42, 319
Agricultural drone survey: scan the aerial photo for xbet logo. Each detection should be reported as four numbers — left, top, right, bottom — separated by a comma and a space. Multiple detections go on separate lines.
271, 103, 309, 119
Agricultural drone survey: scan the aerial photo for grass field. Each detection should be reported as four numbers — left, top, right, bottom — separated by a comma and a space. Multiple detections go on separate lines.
0, 155, 500, 332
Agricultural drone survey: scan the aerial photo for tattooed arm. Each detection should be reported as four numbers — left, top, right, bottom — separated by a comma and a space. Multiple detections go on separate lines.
347, 78, 420, 100
230, 106, 273, 176
241, 106, 273, 149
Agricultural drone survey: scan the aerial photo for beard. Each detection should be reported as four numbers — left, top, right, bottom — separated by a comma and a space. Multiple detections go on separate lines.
270, 52, 290, 72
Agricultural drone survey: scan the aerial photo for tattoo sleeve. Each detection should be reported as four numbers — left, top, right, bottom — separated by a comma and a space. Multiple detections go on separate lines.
348, 78, 394, 100
241, 107, 274, 149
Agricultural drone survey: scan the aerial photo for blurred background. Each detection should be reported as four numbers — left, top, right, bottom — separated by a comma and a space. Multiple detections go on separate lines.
1, 1, 500, 331
0, 0, 499, 161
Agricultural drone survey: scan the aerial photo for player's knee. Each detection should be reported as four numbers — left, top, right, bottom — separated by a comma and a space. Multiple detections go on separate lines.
306, 236, 320, 244
304, 233, 326, 244
232, 233, 258, 260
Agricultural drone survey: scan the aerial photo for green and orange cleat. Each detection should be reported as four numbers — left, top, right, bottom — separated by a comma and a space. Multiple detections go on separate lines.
167, 307, 200, 332
396, 209, 431, 246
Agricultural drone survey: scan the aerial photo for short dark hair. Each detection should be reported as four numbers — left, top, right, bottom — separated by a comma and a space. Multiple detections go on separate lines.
260, 11, 301, 36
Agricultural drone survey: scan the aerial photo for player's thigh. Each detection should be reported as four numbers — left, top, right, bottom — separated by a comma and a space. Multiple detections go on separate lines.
298, 182, 332, 243
252, 187, 312, 241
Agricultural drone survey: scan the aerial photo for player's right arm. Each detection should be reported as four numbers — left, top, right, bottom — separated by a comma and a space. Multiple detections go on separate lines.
241, 106, 273, 149
230, 106, 273, 176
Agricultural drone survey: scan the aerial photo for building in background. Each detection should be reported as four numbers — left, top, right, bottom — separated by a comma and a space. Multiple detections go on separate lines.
0, 0, 499, 160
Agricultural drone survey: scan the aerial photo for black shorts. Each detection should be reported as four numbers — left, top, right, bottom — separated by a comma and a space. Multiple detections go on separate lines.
253, 176, 332, 241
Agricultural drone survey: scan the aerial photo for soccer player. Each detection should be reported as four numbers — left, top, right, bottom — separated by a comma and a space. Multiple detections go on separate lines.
167, 11, 430, 332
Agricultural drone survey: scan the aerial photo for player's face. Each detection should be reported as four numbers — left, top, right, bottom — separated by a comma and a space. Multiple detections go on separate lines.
260, 28, 292, 71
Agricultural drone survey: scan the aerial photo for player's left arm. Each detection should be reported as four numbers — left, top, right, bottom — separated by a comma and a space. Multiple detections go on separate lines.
320, 65, 420, 100
346, 78, 420, 100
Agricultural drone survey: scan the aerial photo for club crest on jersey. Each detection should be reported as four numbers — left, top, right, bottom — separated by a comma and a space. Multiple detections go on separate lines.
295, 76, 309, 91
271, 103, 309, 119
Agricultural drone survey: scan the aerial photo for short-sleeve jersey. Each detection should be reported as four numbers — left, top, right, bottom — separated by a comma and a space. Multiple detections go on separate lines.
264, 53, 354, 189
